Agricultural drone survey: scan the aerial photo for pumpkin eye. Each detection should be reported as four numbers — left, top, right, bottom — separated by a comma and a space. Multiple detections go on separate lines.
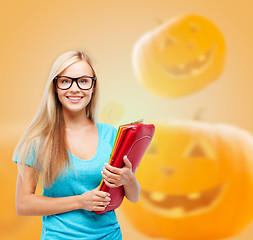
183, 138, 216, 160
186, 41, 195, 50
160, 36, 177, 50
189, 22, 202, 33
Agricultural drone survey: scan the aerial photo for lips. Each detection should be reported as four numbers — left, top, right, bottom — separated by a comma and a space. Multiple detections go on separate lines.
66, 96, 83, 103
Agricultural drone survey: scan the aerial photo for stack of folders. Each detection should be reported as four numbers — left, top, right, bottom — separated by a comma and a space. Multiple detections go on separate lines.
95, 119, 155, 214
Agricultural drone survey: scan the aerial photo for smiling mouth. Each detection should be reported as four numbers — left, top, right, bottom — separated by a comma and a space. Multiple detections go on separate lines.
140, 183, 225, 218
161, 44, 214, 79
66, 96, 83, 103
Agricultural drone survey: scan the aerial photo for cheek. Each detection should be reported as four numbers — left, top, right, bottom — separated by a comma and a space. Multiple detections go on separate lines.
56, 90, 64, 104
86, 90, 94, 100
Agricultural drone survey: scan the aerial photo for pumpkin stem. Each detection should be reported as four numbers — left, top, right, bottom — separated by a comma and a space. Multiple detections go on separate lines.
193, 108, 205, 121
155, 18, 163, 25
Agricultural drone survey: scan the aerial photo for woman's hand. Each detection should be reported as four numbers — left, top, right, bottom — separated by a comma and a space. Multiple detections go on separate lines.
78, 187, 111, 212
101, 155, 135, 188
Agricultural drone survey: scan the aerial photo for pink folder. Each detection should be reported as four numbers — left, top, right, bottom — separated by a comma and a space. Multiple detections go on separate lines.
95, 120, 155, 214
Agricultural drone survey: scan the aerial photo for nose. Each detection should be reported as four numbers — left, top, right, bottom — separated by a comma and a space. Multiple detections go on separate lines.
160, 166, 176, 177
186, 40, 195, 50
69, 80, 80, 92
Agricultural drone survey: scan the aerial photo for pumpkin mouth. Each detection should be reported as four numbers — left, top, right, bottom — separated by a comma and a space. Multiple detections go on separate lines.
161, 44, 214, 79
140, 183, 225, 218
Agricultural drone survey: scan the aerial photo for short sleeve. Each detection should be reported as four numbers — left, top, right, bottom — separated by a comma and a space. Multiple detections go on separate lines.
12, 145, 39, 169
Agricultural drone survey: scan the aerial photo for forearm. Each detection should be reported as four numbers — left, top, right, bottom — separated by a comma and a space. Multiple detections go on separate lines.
16, 194, 80, 216
123, 175, 140, 203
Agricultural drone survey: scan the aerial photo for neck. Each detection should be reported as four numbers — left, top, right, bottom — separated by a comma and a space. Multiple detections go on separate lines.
62, 108, 93, 130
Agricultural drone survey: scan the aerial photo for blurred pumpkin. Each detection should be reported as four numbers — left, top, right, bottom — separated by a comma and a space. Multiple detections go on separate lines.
0, 126, 43, 239
99, 102, 126, 125
121, 120, 253, 240
133, 14, 226, 98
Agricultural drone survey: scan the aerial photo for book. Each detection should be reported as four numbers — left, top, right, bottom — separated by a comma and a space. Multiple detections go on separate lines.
94, 119, 155, 214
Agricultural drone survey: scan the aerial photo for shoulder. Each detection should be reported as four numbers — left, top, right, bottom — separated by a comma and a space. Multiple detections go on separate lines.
98, 122, 117, 132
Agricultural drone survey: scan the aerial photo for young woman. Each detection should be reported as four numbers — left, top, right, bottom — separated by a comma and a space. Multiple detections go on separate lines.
12, 50, 140, 240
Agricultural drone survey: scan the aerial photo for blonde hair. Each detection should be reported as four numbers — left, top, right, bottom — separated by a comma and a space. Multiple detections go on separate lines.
13, 50, 99, 189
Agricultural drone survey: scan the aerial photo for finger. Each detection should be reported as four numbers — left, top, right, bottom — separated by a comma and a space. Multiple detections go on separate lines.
102, 167, 120, 181
104, 179, 118, 188
101, 170, 119, 184
123, 155, 132, 168
93, 205, 109, 211
104, 163, 122, 174
95, 199, 110, 206
102, 171, 114, 183
95, 195, 111, 203
95, 189, 110, 198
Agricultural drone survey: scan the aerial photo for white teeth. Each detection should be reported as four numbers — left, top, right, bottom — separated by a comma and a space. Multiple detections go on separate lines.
191, 68, 201, 75
187, 192, 201, 199
68, 97, 81, 100
167, 207, 185, 217
178, 64, 185, 70
150, 192, 166, 202
198, 54, 206, 62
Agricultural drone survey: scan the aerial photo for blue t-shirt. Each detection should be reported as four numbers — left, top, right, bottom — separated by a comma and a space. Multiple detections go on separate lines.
13, 122, 122, 240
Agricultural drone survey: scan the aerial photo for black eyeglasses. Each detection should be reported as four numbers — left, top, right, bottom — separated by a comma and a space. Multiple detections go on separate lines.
54, 75, 96, 90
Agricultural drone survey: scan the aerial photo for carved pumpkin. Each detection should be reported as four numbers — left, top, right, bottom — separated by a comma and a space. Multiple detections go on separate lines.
121, 120, 253, 240
133, 14, 226, 98
0, 130, 43, 239
100, 102, 126, 125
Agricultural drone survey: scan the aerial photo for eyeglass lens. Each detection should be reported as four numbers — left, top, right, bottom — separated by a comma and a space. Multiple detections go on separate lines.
57, 77, 93, 89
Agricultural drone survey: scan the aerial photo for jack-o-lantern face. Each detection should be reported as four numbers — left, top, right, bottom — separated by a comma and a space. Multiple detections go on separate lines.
140, 135, 224, 219
133, 15, 226, 98
121, 120, 253, 240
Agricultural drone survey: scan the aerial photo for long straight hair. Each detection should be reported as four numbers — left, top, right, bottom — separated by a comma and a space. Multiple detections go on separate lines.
13, 51, 99, 189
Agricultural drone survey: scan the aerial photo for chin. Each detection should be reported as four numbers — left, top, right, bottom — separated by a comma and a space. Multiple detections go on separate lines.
62, 105, 87, 114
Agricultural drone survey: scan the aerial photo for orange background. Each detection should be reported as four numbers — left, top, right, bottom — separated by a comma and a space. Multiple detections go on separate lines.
1, 0, 253, 239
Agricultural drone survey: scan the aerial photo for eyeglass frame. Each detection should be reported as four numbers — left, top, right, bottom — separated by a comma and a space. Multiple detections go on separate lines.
54, 75, 96, 90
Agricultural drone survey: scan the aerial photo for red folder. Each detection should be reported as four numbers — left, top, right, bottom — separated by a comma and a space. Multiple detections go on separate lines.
94, 120, 155, 214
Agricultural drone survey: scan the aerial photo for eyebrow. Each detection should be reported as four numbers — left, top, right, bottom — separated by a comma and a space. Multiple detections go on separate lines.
57, 75, 94, 78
